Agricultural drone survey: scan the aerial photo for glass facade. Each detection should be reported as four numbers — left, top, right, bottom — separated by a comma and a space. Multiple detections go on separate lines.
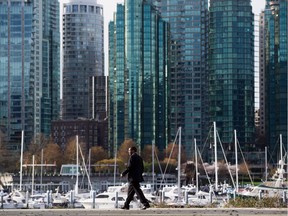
62, 0, 104, 120
0, 0, 60, 150
109, 0, 170, 153
259, 11, 266, 139
153, 0, 209, 157
209, 0, 255, 147
108, 4, 125, 154
264, 0, 287, 153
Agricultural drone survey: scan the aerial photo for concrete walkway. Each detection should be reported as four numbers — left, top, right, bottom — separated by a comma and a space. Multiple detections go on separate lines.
1, 208, 287, 216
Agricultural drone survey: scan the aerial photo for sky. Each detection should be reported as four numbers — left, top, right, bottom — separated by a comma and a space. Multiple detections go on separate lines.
97, 0, 266, 75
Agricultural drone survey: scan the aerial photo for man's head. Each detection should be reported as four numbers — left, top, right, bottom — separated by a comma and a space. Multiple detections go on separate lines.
128, 146, 137, 155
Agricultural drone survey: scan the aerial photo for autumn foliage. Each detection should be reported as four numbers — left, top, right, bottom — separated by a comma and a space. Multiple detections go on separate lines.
117, 139, 136, 164
2, 131, 253, 180
90, 146, 108, 164
164, 143, 187, 163
0, 139, 18, 173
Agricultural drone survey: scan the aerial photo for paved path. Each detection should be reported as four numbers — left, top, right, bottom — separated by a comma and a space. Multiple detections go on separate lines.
1, 208, 287, 216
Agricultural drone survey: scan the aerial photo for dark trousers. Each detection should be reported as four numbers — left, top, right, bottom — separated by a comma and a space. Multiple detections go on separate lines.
124, 181, 149, 207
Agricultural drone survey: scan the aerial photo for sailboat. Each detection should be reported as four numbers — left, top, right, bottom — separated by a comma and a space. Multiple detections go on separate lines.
158, 128, 215, 206
73, 135, 94, 200
237, 134, 288, 199
186, 138, 213, 206
209, 122, 235, 195
79, 183, 129, 209
0, 189, 25, 209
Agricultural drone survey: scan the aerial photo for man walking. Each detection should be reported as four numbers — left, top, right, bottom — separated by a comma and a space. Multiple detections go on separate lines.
120, 146, 150, 210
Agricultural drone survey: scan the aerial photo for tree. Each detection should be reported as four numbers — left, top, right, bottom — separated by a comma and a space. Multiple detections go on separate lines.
62, 137, 86, 164
43, 143, 62, 170
238, 162, 250, 175
94, 158, 125, 174
63, 137, 77, 164
141, 144, 159, 163
28, 133, 49, 153
184, 162, 196, 184
0, 136, 8, 168
90, 146, 108, 164
164, 143, 187, 163
23, 133, 50, 165
0, 137, 18, 173
161, 158, 178, 174
117, 139, 136, 163
238, 162, 251, 183
217, 160, 230, 179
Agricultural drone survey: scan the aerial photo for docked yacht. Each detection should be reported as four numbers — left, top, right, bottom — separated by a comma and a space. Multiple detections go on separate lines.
79, 184, 132, 209
0, 190, 25, 209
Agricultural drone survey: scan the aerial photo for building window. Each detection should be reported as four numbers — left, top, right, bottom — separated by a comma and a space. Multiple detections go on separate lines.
89, 6, 94, 13
72, 5, 78, 13
80, 5, 87, 13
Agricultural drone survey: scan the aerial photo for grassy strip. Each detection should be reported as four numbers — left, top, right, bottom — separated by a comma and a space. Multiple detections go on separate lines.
225, 197, 288, 208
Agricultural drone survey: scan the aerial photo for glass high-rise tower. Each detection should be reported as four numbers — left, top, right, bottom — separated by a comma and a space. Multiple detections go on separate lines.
0, 0, 60, 150
263, 0, 287, 154
153, 0, 209, 157
61, 0, 104, 120
109, 0, 170, 153
208, 0, 255, 148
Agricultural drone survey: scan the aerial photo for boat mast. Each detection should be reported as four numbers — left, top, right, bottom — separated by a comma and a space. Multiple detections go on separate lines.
113, 143, 117, 186
213, 122, 218, 191
177, 127, 181, 202
279, 134, 284, 180
280, 134, 283, 164
152, 141, 155, 192
265, 146, 268, 182
75, 135, 79, 195
32, 155, 35, 195
234, 130, 238, 193
88, 148, 91, 183
92, 76, 95, 119
19, 130, 24, 191
78, 143, 93, 190
194, 138, 199, 194
40, 148, 43, 192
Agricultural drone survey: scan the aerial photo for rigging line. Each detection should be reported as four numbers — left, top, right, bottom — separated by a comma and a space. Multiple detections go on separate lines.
154, 147, 166, 189
78, 143, 93, 190
282, 143, 287, 154
199, 124, 213, 156
161, 127, 180, 183
216, 131, 236, 189
237, 139, 254, 186
197, 146, 216, 198
267, 149, 275, 165
269, 136, 281, 164
283, 152, 288, 163
197, 147, 212, 185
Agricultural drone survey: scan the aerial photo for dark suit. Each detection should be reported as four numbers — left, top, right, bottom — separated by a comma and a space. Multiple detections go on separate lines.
121, 152, 149, 208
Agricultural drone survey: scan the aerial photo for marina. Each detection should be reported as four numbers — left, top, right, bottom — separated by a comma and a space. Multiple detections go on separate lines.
1, 146, 287, 210
1, 172, 287, 210
1, 128, 287, 210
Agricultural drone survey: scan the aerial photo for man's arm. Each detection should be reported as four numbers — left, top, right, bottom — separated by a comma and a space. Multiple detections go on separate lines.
121, 155, 134, 177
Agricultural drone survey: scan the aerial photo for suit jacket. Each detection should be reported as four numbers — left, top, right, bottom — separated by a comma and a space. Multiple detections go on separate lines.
121, 152, 144, 183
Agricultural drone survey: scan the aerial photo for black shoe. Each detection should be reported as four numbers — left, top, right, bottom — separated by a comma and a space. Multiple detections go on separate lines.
142, 204, 150, 210
121, 206, 129, 210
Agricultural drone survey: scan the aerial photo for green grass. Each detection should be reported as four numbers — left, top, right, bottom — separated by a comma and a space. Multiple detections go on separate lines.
225, 197, 288, 208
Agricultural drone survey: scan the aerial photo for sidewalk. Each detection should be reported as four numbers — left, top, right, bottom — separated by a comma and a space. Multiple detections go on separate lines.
1, 208, 287, 216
